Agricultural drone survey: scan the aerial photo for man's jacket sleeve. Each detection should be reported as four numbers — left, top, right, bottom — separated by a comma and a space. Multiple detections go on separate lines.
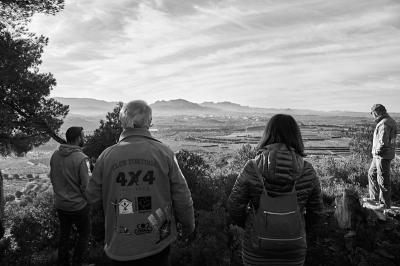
79, 158, 90, 193
86, 155, 103, 205
227, 161, 251, 227
376, 124, 390, 155
169, 155, 195, 233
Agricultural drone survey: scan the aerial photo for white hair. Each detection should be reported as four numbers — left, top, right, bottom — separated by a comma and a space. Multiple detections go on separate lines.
119, 100, 152, 129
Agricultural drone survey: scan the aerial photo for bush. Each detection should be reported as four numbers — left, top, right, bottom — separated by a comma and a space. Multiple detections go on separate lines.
14, 191, 22, 199
390, 157, 400, 201
171, 204, 242, 266
348, 124, 375, 159
176, 150, 223, 211
5, 194, 15, 203
7, 191, 58, 256
84, 103, 123, 158
312, 155, 369, 187
228, 144, 257, 172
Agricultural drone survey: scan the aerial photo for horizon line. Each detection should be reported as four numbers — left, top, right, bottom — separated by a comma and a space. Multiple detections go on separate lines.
52, 96, 400, 114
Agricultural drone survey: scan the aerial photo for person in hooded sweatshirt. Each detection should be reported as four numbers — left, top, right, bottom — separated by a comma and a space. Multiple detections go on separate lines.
228, 114, 323, 266
368, 104, 398, 210
50, 126, 91, 266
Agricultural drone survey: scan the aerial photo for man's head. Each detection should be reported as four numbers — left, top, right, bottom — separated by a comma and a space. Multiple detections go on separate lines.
119, 100, 152, 129
370, 104, 387, 118
66, 126, 85, 147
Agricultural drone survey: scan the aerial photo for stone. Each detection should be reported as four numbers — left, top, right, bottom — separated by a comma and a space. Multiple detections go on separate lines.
335, 189, 364, 229
375, 248, 395, 260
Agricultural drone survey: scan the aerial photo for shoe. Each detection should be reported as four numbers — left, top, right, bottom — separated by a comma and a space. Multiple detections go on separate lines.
344, 230, 356, 238
374, 204, 391, 212
362, 197, 379, 207
383, 208, 396, 217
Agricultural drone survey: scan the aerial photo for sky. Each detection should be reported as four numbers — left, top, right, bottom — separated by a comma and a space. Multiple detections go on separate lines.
29, 0, 400, 112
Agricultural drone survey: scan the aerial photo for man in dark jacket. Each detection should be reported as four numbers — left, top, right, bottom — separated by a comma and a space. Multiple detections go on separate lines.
86, 100, 195, 266
368, 104, 398, 209
50, 127, 91, 266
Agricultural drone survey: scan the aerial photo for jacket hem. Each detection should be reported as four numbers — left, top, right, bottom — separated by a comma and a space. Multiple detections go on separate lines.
104, 237, 175, 261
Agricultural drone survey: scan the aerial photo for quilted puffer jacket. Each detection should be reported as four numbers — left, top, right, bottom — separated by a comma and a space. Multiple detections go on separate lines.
227, 143, 323, 263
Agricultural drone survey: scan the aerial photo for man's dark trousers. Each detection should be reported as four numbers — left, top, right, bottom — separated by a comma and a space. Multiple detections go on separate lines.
57, 204, 90, 266
368, 157, 392, 207
111, 246, 171, 266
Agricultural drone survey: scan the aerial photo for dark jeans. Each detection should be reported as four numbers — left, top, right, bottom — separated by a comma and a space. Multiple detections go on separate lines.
111, 246, 171, 266
57, 204, 90, 266
368, 157, 392, 207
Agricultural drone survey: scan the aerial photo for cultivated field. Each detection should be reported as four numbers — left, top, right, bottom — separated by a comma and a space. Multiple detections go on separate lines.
2, 113, 399, 196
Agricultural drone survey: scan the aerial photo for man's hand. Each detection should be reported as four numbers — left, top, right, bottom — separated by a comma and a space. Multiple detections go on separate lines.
177, 223, 196, 244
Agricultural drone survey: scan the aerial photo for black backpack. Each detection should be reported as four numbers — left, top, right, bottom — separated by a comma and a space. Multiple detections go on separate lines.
251, 158, 306, 251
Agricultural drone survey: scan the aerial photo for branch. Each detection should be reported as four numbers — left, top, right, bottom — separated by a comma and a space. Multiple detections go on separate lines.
0, 98, 66, 144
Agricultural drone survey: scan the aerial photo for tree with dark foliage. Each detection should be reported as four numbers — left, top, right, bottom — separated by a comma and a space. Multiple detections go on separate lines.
84, 103, 123, 159
0, 0, 68, 156
0, 0, 67, 237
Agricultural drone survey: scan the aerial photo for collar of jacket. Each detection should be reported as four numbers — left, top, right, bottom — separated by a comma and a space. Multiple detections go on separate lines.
257, 143, 291, 154
119, 128, 160, 142
375, 113, 389, 123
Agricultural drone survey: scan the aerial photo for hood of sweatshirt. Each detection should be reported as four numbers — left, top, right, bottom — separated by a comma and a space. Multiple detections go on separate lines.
58, 144, 83, 157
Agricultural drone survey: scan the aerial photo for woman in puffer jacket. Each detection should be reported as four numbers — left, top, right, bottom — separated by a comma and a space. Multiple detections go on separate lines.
228, 114, 323, 266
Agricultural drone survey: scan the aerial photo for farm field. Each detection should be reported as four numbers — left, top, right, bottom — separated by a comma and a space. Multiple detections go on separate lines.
2, 113, 399, 197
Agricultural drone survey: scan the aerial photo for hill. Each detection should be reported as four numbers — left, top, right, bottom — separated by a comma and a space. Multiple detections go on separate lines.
54, 97, 382, 118
201, 101, 251, 112
54, 97, 118, 117
151, 99, 215, 113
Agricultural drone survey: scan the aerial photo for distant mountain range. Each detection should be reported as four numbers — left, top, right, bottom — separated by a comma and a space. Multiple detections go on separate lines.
54, 97, 379, 131
54, 97, 118, 116
55, 96, 379, 117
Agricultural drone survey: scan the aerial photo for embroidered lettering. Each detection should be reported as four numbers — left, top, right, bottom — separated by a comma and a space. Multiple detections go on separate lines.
134, 222, 153, 235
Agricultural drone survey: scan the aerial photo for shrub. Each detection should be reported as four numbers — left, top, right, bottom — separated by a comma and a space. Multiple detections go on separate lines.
312, 155, 369, 187
14, 191, 22, 199
7, 191, 59, 256
5, 194, 15, 203
171, 204, 241, 266
176, 150, 223, 211
228, 144, 257, 172
84, 103, 123, 158
348, 124, 375, 159
390, 157, 400, 201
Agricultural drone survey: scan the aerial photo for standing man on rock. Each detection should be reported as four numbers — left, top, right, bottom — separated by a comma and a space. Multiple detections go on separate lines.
86, 100, 195, 266
368, 104, 398, 210
50, 127, 91, 266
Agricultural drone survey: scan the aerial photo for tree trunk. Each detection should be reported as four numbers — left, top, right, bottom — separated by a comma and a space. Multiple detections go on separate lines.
0, 170, 4, 238
334, 189, 365, 229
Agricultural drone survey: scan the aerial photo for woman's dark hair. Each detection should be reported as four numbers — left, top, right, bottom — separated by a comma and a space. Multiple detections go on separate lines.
257, 114, 305, 157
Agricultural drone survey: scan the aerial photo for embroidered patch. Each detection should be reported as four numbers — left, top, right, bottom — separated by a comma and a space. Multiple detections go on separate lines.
134, 222, 153, 235
138, 196, 152, 213
155, 208, 166, 222
147, 214, 158, 229
156, 220, 171, 244
118, 198, 134, 214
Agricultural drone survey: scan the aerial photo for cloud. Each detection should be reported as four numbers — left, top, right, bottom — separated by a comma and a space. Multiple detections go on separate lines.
28, 0, 400, 111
